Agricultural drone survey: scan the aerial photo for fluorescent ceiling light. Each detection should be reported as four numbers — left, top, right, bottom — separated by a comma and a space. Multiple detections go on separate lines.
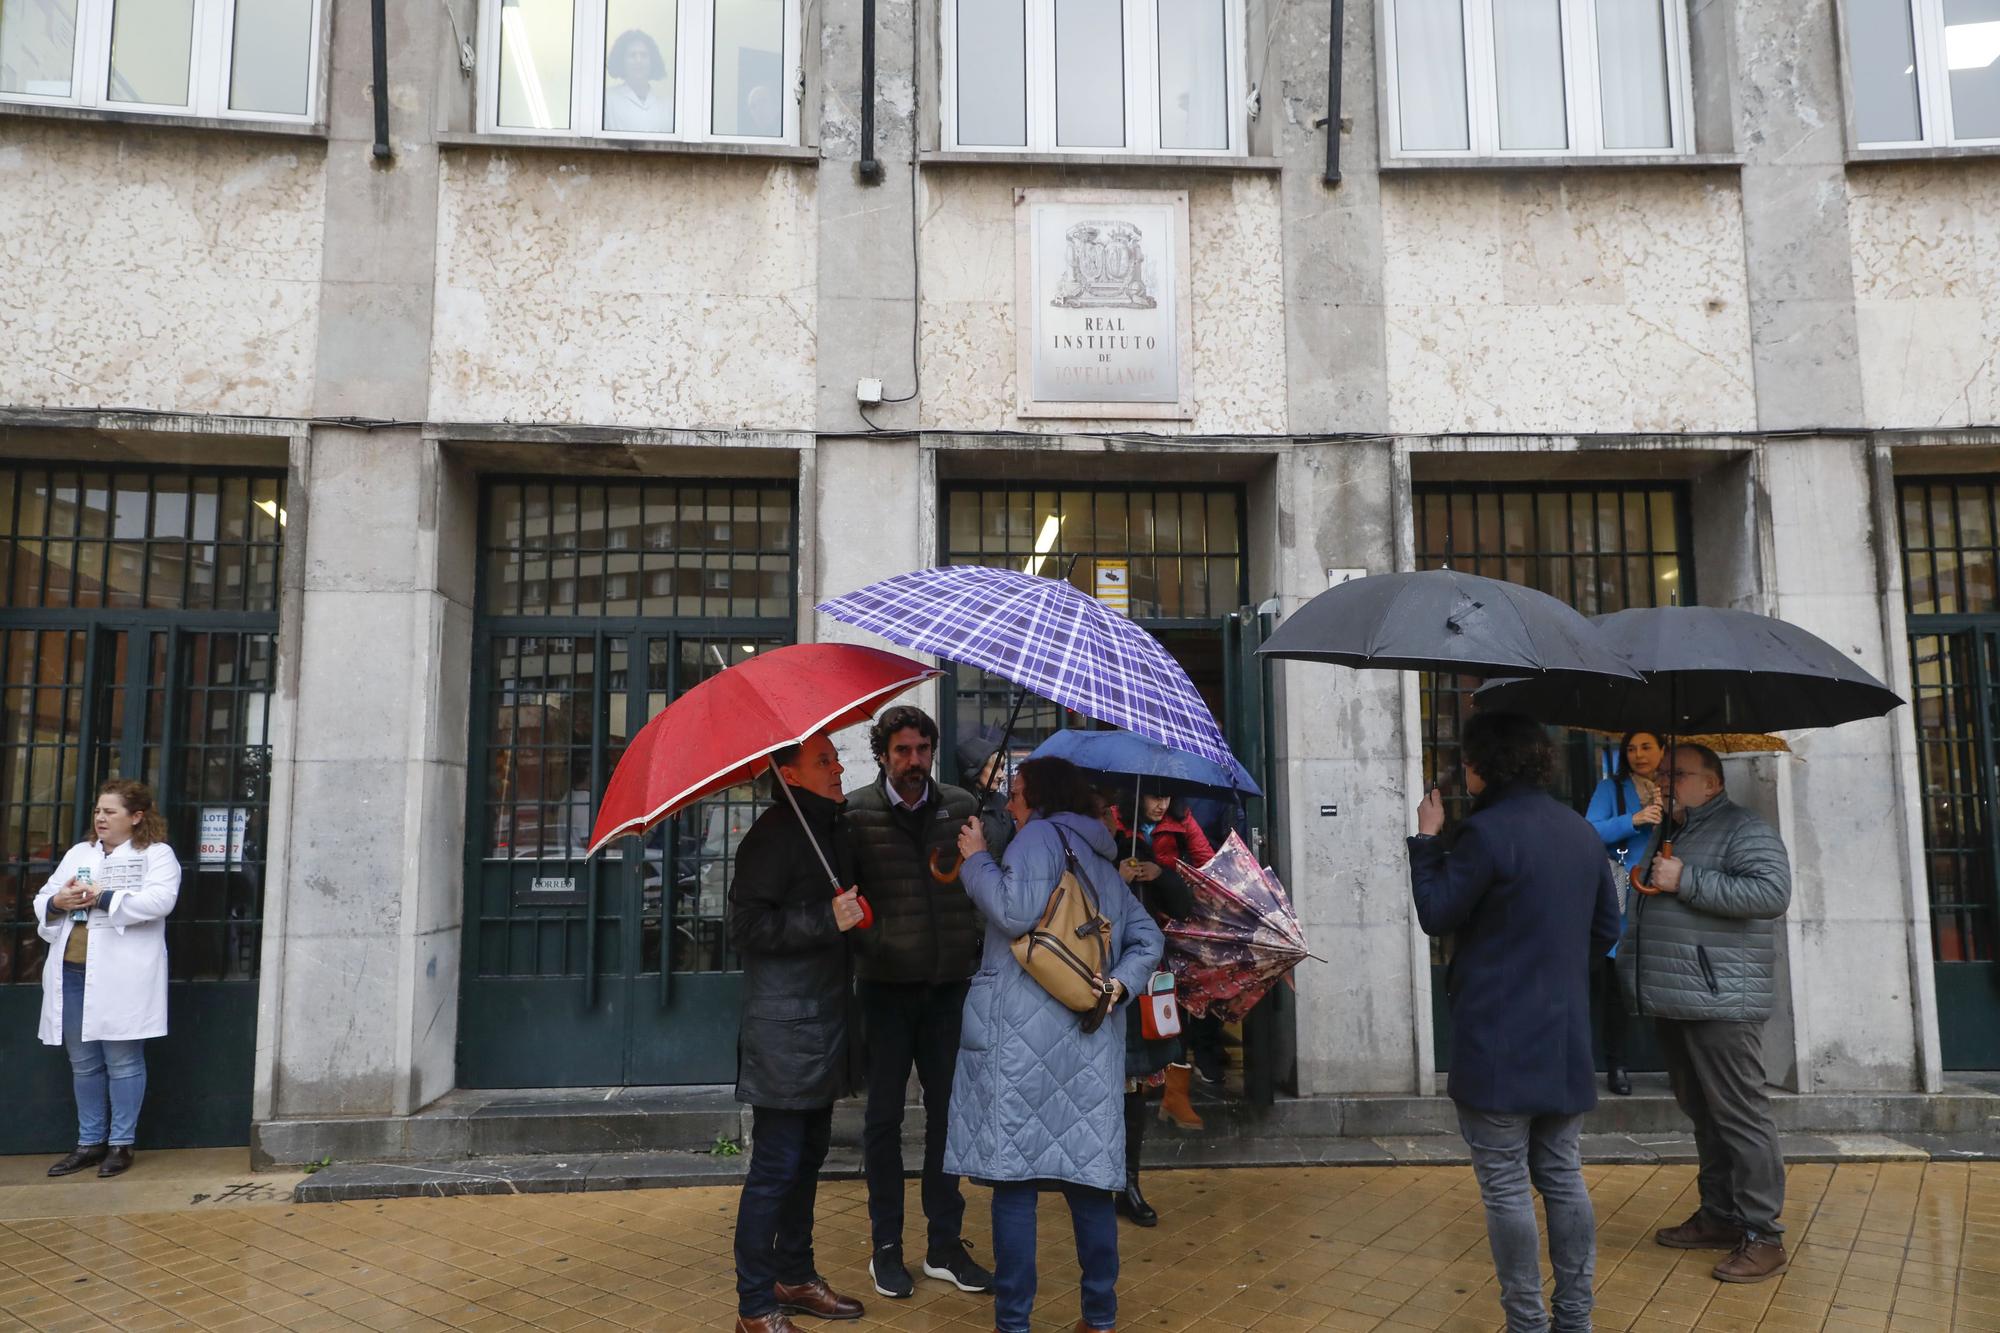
1946, 19, 2000, 71
1023, 515, 1063, 577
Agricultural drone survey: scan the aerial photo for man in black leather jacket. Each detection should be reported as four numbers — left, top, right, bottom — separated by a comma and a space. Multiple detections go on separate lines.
727, 733, 867, 1333
844, 706, 994, 1301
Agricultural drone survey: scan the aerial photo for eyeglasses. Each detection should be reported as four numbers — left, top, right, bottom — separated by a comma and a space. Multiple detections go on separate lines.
1667, 769, 1707, 781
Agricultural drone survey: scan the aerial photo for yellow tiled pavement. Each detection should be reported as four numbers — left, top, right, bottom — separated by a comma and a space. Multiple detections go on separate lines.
2, 1161, 1997, 1331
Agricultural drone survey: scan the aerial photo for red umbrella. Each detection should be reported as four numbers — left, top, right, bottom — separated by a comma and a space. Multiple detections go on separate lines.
586, 644, 940, 892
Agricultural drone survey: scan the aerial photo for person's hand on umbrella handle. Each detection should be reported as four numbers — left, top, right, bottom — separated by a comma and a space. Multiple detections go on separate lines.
832, 887, 871, 932
1416, 788, 1446, 837
1632, 802, 1664, 827
956, 815, 988, 861
1649, 855, 1683, 895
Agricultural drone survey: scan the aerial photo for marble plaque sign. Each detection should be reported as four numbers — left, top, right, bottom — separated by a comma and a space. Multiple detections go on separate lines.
1016, 188, 1193, 419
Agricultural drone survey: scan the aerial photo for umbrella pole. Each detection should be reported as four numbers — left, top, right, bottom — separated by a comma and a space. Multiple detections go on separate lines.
772, 772, 845, 893
1132, 775, 1142, 862
929, 681, 1034, 883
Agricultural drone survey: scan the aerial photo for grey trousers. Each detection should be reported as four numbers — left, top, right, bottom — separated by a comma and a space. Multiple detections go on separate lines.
1654, 1018, 1786, 1238
1456, 1107, 1596, 1333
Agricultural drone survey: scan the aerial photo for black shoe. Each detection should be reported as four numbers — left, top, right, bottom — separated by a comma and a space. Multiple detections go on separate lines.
1192, 1052, 1225, 1086
48, 1145, 108, 1178
1608, 1066, 1632, 1096
1116, 1175, 1158, 1227
922, 1239, 993, 1293
96, 1146, 134, 1178
869, 1246, 913, 1299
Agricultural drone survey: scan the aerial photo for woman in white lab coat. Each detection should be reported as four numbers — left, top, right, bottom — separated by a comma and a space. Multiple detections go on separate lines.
33, 779, 181, 1179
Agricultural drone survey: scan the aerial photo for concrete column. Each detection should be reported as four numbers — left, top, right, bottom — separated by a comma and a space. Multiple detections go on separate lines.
1275, 441, 1421, 1094
255, 0, 463, 1121
1735, 0, 1864, 429
258, 434, 473, 1118
1275, 0, 1390, 433
1759, 438, 1925, 1091
815, 0, 921, 435
811, 434, 939, 768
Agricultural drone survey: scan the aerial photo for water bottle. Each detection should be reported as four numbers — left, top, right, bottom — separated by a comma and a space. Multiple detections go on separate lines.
70, 867, 92, 924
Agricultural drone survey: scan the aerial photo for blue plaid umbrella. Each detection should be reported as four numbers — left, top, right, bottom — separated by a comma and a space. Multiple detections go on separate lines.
817, 565, 1237, 771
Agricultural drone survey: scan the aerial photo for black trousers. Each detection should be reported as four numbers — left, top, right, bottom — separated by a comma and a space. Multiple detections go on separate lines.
1590, 953, 1627, 1069
860, 978, 969, 1254
734, 1104, 834, 1317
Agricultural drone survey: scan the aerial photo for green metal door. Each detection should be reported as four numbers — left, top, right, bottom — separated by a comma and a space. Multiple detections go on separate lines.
458, 480, 795, 1089
0, 467, 283, 1153
1899, 479, 2000, 1069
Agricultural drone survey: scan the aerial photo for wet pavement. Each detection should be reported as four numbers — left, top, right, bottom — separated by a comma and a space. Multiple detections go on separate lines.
1, 1155, 1996, 1331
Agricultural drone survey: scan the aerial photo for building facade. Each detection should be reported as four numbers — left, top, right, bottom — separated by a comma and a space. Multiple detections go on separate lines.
1, 0, 1994, 1157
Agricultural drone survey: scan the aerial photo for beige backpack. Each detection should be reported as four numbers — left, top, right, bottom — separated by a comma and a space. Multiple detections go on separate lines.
1011, 825, 1116, 1031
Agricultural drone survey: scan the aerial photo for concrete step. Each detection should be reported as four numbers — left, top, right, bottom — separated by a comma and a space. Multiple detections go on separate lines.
291, 1127, 2000, 1203
255, 1076, 2000, 1171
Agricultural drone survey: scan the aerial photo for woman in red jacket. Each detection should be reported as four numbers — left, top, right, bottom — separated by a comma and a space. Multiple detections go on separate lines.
1138, 794, 1230, 1087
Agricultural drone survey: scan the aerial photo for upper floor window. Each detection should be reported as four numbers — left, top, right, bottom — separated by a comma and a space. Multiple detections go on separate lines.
943, 0, 1246, 156
1384, 0, 1691, 157
0, 0, 321, 122
479, 0, 798, 142
1848, 0, 2000, 147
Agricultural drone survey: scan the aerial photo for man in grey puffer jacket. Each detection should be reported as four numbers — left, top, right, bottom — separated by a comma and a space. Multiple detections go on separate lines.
1619, 744, 1792, 1286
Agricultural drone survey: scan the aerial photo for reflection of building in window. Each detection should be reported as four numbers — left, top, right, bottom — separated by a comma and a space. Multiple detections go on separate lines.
604, 27, 673, 132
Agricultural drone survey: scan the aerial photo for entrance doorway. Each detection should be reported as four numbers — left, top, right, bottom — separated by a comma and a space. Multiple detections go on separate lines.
0, 467, 284, 1153
936, 482, 1289, 1101
1413, 481, 1695, 1075
459, 479, 796, 1088
1899, 478, 2000, 1069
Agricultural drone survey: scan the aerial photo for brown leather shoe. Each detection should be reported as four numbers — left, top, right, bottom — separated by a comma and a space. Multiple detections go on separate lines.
1655, 1208, 1743, 1250
772, 1278, 863, 1321
1075, 1322, 1114, 1332
734, 1315, 802, 1333
1713, 1237, 1789, 1283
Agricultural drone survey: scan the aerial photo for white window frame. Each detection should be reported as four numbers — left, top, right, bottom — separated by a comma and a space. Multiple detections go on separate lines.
1382, 0, 1693, 159
1850, 0, 2000, 149
940, 0, 1247, 157
476, 0, 802, 144
0, 0, 324, 124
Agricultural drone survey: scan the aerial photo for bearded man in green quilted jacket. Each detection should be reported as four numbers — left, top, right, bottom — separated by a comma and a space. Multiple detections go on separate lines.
1619, 743, 1793, 1286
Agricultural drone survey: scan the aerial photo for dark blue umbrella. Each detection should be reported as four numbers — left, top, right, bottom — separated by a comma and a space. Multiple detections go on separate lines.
1029, 728, 1262, 799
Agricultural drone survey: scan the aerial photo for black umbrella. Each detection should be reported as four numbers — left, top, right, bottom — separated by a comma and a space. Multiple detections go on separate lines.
1474, 604, 1905, 895
1257, 570, 1643, 681
1471, 605, 1904, 734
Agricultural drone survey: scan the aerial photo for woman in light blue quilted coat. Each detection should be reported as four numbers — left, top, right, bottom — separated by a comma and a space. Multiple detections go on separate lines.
948, 755, 1163, 1333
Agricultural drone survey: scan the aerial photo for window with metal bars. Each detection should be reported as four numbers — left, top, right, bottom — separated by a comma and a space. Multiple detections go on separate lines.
1413, 483, 1692, 820
1898, 477, 2000, 965
0, 466, 283, 987
939, 484, 1245, 761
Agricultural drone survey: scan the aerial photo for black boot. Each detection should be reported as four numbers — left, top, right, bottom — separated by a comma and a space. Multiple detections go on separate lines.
1608, 1066, 1632, 1096
1116, 1092, 1157, 1227
48, 1145, 107, 1178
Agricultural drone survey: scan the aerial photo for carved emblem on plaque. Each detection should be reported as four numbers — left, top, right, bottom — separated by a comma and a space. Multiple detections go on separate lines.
1051, 221, 1157, 310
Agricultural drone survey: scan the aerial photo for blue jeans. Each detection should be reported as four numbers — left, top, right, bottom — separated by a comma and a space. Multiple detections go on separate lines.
990, 1181, 1118, 1333
734, 1105, 833, 1318
1456, 1107, 1595, 1333
61, 964, 148, 1148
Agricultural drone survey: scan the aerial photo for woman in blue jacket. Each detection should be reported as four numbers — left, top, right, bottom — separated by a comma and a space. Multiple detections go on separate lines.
1582, 730, 1664, 1096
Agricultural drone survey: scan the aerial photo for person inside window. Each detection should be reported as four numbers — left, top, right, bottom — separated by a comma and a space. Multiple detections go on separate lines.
604, 29, 672, 133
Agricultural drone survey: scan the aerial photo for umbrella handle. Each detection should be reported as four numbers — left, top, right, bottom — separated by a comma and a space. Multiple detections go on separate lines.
929, 847, 962, 883
1631, 839, 1674, 896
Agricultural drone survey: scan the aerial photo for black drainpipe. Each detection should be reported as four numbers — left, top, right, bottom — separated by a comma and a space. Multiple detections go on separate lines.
859, 0, 882, 182
371, 0, 392, 159
1323, 0, 1343, 184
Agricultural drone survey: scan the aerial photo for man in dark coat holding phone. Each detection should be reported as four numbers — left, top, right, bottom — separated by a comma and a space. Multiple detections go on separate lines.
727, 732, 868, 1333
1407, 711, 1621, 1333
